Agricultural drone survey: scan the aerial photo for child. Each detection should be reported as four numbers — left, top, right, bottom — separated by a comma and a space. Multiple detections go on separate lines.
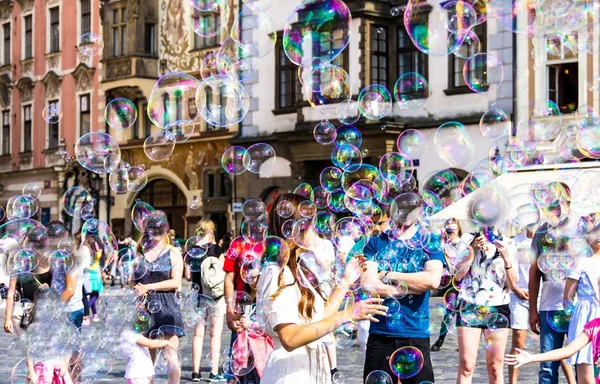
505, 317, 600, 383
120, 328, 175, 384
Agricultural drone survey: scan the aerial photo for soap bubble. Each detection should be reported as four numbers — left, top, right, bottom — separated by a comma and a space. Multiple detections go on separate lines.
242, 199, 266, 220
62, 186, 95, 219
42, 103, 63, 124
75, 132, 122, 174
283, 0, 352, 67
196, 75, 250, 127
143, 131, 175, 162
190, 0, 220, 12
78, 32, 104, 56
131, 201, 155, 233
337, 99, 361, 125
331, 144, 362, 171
127, 166, 148, 192
358, 85, 392, 120
397, 129, 426, 160
314, 121, 337, 145
242, 0, 272, 11
105, 98, 137, 130
221, 146, 250, 175
109, 168, 129, 194
147, 72, 201, 129
394, 72, 430, 110
389, 346, 424, 379
454, 29, 481, 59
165, 121, 196, 143
335, 125, 362, 148
216, 38, 259, 82
434, 121, 475, 167
365, 370, 393, 384
190, 3, 228, 38
463, 53, 504, 93
231, 9, 276, 58
480, 108, 510, 138
246, 143, 276, 175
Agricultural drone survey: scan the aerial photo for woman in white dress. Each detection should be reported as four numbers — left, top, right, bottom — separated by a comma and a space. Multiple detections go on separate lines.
257, 193, 387, 384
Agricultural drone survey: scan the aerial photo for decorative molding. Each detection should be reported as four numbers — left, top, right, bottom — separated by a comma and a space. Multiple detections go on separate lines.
105, 57, 132, 79
72, 63, 95, 92
46, 0, 60, 6
21, 59, 33, 78
129, 0, 139, 19
16, 77, 34, 102
41, 71, 62, 99
0, 1, 12, 21
19, 0, 34, 12
45, 52, 61, 72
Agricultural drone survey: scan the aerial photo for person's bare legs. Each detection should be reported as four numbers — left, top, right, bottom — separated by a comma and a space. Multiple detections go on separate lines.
575, 363, 595, 384
325, 342, 337, 370
166, 335, 180, 384
508, 329, 527, 384
561, 359, 576, 384
457, 326, 482, 384
192, 323, 206, 374
483, 328, 510, 384
209, 314, 224, 375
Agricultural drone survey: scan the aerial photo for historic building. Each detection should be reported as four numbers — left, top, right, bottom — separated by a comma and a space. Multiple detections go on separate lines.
0, 0, 104, 226
233, 1, 515, 229
103, 0, 238, 239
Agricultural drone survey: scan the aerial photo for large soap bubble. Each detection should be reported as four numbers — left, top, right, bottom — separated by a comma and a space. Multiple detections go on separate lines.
283, 0, 352, 67
75, 132, 122, 174
147, 72, 201, 129
196, 75, 250, 127
394, 72, 430, 110
434, 121, 475, 167
231, 9, 276, 58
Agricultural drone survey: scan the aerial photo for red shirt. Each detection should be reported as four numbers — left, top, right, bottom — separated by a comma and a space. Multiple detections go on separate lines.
223, 255, 246, 292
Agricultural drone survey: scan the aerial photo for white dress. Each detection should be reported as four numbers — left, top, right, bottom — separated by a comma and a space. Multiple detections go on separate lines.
257, 263, 331, 384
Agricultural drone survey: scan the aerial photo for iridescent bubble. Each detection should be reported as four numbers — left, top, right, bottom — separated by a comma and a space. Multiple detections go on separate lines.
246, 143, 276, 175
365, 370, 393, 384
480, 108, 510, 138
394, 72, 430, 110
454, 29, 481, 59
463, 53, 504, 93
184, 245, 207, 273
336, 99, 361, 125
489, 0, 539, 37
283, 0, 351, 67
147, 299, 162, 314
389, 346, 424, 379
109, 168, 129, 194
216, 38, 259, 82
6, 248, 39, 276
200, 52, 218, 81
443, 1, 478, 34
127, 166, 148, 192
105, 98, 137, 130
131, 201, 155, 233
314, 211, 335, 236
190, 0, 220, 12
276, 199, 295, 218
294, 183, 313, 199
314, 121, 337, 145
222, 146, 250, 175
434, 121, 475, 167
62, 186, 95, 219
298, 200, 317, 218
78, 32, 104, 56
489, 135, 527, 175
165, 121, 196, 143
390, 192, 422, 224
320, 166, 343, 192
404, 0, 465, 56
379, 152, 412, 182
75, 132, 122, 174
190, 2, 228, 38
576, 118, 600, 159
471, 196, 501, 225
335, 125, 362, 148
143, 131, 175, 162
42, 102, 63, 124
22, 182, 41, 199
358, 85, 392, 120
304, 70, 351, 116
231, 9, 276, 58
188, 196, 200, 210
196, 75, 250, 127
331, 144, 362, 171
302, 63, 349, 95
242, 199, 266, 220
262, 236, 289, 264
147, 72, 201, 129
5, 195, 37, 220
397, 129, 426, 160
546, 310, 570, 332
517, 99, 562, 142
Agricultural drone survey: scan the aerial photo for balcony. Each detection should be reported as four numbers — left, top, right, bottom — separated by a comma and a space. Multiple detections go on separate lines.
103, 56, 159, 82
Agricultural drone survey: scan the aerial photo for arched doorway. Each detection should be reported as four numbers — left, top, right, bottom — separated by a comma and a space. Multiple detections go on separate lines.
135, 179, 187, 239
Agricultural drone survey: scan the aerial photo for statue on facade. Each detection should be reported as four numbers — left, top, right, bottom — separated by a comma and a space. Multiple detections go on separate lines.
185, 148, 199, 190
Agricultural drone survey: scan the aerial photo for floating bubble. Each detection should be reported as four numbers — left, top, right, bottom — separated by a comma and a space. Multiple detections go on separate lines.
131, 201, 155, 232
42, 102, 63, 124
358, 85, 392, 120
294, 183, 313, 199
6, 195, 38, 220
62, 186, 95, 219
105, 98, 137, 130
221, 146, 250, 175
75, 132, 122, 174
147, 72, 201, 129
196, 75, 250, 127
6, 248, 39, 276
190, 2, 228, 38
304, 70, 351, 116
22, 182, 41, 199
246, 143, 276, 175
109, 168, 129, 194
379, 152, 412, 182
546, 310, 570, 332
200, 52, 218, 80
489, 135, 527, 175
78, 32, 104, 56
397, 129, 426, 160
144, 131, 175, 162
577, 118, 600, 159
276, 199, 295, 219
365, 370, 393, 384
454, 29, 481, 59
394, 72, 430, 110
389, 346, 424, 379
480, 108, 510, 138
127, 166, 148, 192
471, 196, 501, 225
434, 121, 475, 167
165, 121, 196, 143
443, 1, 478, 34
320, 166, 343, 192
216, 38, 259, 82
314, 121, 337, 145
337, 99, 361, 125
463, 53, 504, 93
335, 125, 362, 148
147, 299, 162, 314
283, 0, 351, 67
331, 144, 362, 171
190, 0, 220, 12
231, 9, 276, 58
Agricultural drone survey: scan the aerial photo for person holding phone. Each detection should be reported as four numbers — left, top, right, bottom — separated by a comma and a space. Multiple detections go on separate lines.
453, 227, 518, 383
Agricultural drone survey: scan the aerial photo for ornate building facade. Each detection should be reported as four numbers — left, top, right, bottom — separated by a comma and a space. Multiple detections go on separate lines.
0, 0, 104, 226
103, 0, 238, 239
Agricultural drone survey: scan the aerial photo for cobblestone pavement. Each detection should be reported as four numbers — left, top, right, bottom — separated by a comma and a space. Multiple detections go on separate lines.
0, 294, 569, 383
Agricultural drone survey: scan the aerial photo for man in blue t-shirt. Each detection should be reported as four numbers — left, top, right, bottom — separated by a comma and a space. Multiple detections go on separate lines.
361, 219, 445, 384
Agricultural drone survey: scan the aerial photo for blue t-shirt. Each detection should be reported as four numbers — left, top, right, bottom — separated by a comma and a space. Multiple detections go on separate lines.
364, 232, 445, 339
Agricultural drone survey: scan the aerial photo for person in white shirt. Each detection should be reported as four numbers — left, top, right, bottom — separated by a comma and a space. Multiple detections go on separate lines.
120, 329, 175, 384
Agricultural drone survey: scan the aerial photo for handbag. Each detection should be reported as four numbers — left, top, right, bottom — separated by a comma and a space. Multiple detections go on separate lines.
19, 299, 34, 330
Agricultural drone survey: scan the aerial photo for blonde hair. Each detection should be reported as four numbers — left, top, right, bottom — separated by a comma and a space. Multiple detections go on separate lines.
196, 219, 216, 238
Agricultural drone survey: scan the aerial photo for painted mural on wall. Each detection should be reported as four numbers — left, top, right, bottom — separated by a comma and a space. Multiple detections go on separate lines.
121, 140, 227, 191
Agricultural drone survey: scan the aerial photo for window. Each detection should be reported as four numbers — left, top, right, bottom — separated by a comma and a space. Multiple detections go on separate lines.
23, 105, 32, 152
79, 94, 90, 136
193, 12, 220, 49
448, 23, 487, 91
49, 7, 60, 53
3, 23, 9, 65
48, 100, 59, 148
24, 15, 32, 59
398, 27, 427, 77
145, 23, 156, 55
207, 172, 215, 198
370, 25, 388, 87
546, 35, 578, 113
275, 39, 301, 110
143, 103, 151, 137
2, 110, 9, 155
81, 0, 91, 35
112, 7, 127, 57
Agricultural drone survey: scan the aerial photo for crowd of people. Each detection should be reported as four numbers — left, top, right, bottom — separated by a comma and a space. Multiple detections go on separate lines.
1, 181, 600, 384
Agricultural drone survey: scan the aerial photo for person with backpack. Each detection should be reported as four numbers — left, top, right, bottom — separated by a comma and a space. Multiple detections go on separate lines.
184, 219, 226, 382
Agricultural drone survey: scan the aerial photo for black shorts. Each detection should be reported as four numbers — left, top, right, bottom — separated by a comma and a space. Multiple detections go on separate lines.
364, 333, 434, 384
456, 303, 511, 329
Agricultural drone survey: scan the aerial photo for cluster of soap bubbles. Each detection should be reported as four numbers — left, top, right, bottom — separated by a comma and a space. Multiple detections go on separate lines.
221, 143, 277, 176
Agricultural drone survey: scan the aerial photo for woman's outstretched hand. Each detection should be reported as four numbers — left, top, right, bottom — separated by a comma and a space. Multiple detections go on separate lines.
346, 298, 387, 322
505, 348, 532, 368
